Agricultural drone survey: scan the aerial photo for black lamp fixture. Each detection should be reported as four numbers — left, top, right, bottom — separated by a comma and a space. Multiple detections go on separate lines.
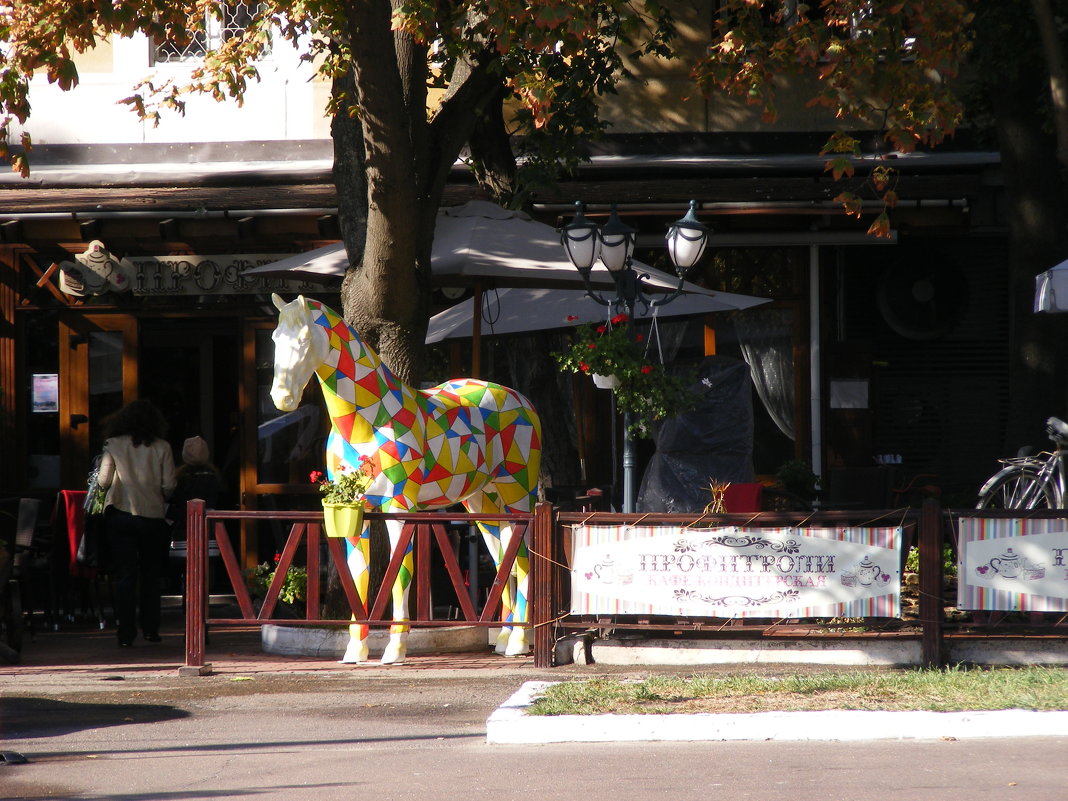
560, 200, 711, 512
561, 200, 710, 312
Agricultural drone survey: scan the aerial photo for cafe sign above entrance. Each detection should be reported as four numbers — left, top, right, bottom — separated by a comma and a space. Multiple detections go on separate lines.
57, 243, 326, 297
570, 525, 902, 619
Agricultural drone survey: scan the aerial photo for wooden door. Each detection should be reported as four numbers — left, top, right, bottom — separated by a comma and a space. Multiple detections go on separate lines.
239, 319, 327, 567
58, 314, 138, 488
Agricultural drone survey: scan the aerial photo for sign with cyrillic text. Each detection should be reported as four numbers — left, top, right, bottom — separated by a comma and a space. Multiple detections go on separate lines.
570, 525, 901, 618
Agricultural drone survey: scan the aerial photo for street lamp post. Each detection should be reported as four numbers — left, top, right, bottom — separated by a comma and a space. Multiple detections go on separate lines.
561, 201, 710, 512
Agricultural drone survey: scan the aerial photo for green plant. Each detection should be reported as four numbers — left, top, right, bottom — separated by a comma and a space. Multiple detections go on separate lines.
310, 455, 376, 506
244, 558, 308, 605
526, 666, 1068, 715
904, 545, 957, 577
775, 459, 821, 500
553, 314, 695, 437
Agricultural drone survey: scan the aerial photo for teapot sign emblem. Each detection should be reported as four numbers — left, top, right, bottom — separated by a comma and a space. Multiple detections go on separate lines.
856, 556, 882, 586
989, 548, 1021, 578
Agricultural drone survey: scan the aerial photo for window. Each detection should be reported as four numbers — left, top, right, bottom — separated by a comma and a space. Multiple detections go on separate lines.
155, 2, 271, 64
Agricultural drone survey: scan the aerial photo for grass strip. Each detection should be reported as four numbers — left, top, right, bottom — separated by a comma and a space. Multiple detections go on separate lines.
526, 666, 1068, 715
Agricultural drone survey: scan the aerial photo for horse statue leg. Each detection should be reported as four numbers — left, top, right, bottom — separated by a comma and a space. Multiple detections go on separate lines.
469, 493, 531, 657
340, 524, 372, 664
339, 517, 413, 665
379, 516, 413, 665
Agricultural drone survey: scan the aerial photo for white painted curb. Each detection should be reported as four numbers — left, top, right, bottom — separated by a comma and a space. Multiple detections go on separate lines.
261, 624, 486, 657
486, 681, 1068, 744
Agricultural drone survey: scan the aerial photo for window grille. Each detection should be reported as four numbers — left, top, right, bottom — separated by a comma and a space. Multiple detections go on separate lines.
155, 2, 271, 64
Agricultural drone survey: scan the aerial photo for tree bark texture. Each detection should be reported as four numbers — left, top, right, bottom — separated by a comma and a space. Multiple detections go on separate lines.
991, 71, 1068, 451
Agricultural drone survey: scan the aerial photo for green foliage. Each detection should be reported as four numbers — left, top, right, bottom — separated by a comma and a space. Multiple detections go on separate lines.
553, 314, 695, 438
904, 545, 957, 577
691, 0, 974, 235
244, 560, 307, 605
528, 666, 1068, 715
775, 460, 820, 500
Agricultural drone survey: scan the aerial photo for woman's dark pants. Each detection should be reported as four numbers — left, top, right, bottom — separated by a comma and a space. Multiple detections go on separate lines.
105, 507, 169, 643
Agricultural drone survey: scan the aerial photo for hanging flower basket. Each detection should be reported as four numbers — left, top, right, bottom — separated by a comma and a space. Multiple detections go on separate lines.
321, 501, 366, 538
553, 314, 695, 437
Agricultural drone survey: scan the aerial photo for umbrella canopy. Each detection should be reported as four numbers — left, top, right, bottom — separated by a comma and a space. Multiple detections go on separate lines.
426, 285, 769, 343
1035, 258, 1068, 312
242, 200, 714, 295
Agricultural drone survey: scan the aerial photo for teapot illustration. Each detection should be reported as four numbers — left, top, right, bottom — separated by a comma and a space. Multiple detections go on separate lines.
989, 548, 1021, 578
856, 557, 882, 586
590, 556, 616, 584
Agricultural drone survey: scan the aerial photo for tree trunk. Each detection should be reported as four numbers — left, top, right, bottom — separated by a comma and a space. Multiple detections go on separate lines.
330, 68, 367, 265
992, 72, 1068, 451
339, 1, 430, 385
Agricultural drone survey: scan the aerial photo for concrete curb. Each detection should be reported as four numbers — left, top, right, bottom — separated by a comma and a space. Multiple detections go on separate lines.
261, 624, 487, 658
486, 681, 1068, 744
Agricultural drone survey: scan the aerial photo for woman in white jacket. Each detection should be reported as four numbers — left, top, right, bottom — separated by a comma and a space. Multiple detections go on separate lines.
97, 400, 176, 646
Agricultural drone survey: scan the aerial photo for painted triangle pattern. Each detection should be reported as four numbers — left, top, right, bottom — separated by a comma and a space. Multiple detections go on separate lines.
271, 295, 543, 655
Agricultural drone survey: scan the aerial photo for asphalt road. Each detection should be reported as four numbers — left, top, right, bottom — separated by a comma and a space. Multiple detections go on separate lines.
3, 670, 1067, 801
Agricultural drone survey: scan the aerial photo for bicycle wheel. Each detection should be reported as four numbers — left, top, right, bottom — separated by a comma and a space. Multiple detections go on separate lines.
975, 466, 1057, 509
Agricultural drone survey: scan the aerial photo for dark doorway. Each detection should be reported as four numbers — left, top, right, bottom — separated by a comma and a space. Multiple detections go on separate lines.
139, 320, 240, 507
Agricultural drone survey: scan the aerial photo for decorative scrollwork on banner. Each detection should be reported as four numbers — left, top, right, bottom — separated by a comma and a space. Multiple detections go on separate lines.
674, 536, 802, 554
673, 589, 801, 607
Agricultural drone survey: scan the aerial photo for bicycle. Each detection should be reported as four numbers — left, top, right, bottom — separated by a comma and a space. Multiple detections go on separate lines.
975, 416, 1068, 509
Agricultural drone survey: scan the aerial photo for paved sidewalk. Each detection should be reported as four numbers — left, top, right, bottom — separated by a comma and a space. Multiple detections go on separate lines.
5, 613, 1068, 745
0, 614, 554, 687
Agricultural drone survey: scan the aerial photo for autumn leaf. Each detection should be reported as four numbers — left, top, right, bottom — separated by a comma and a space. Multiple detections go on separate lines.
824, 156, 855, 181
833, 191, 863, 218
867, 211, 892, 238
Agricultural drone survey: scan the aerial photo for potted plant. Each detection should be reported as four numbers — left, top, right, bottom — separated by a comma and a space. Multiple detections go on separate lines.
553, 313, 694, 437
311, 455, 376, 538
244, 555, 308, 618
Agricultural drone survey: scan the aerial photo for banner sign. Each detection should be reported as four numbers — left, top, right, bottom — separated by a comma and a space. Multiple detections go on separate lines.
57, 246, 329, 297
957, 517, 1068, 611
128, 255, 325, 296
570, 525, 902, 618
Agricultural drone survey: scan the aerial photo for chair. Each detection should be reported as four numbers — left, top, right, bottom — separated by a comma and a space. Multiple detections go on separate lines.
723, 483, 764, 513
51, 490, 110, 628
4, 498, 52, 647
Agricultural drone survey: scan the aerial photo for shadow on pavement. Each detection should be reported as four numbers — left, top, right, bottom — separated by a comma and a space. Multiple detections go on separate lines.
0, 696, 190, 738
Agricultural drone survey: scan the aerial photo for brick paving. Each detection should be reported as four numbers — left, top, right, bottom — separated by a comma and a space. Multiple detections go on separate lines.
1, 610, 537, 681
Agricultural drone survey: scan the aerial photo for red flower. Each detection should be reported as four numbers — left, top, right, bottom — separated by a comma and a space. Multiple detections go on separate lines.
587, 342, 597, 350
611, 313, 630, 325
596, 325, 606, 334
579, 362, 590, 373
566, 315, 578, 321
309, 470, 324, 484
641, 365, 654, 374
636, 333, 644, 343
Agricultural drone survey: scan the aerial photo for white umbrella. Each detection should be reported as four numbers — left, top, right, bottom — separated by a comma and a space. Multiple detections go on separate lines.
426, 285, 769, 343
242, 200, 714, 295
1035, 258, 1068, 312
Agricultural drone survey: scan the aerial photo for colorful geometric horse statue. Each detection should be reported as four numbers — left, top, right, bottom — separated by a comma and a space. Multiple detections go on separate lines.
269, 294, 542, 664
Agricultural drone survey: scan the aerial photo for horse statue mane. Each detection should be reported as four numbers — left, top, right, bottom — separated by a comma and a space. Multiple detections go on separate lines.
270, 293, 542, 663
